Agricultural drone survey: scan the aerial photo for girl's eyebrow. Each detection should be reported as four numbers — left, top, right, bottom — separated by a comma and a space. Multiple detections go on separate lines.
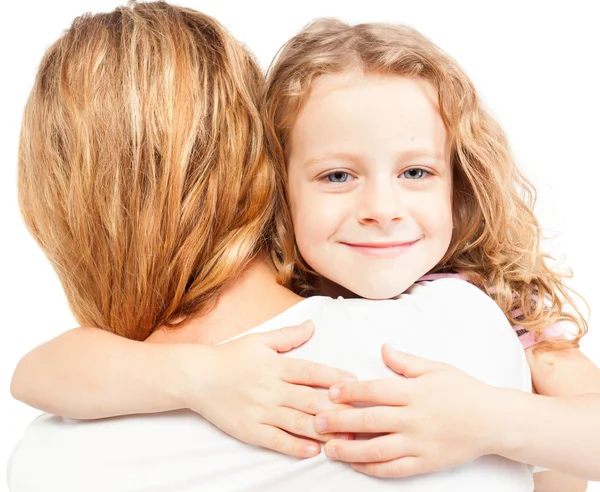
399, 149, 446, 162
303, 152, 357, 168
303, 149, 445, 167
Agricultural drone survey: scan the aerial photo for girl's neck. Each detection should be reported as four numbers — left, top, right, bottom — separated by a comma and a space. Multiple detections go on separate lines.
147, 258, 302, 345
318, 276, 361, 299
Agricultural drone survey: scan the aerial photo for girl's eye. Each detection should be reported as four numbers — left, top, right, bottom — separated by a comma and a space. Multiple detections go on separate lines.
401, 168, 430, 180
323, 171, 353, 183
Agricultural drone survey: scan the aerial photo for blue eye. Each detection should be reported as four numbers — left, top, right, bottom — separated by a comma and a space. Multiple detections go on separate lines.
324, 171, 353, 183
401, 168, 429, 179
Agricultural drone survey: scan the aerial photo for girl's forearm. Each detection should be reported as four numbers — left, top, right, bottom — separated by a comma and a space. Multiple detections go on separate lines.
489, 388, 600, 481
533, 470, 588, 492
10, 327, 207, 419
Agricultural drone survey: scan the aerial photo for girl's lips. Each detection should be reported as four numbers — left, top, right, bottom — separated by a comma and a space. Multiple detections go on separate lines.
340, 239, 420, 258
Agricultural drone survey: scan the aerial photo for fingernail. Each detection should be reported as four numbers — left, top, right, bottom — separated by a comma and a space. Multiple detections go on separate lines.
305, 443, 320, 457
353, 464, 366, 472
337, 433, 354, 441
343, 374, 358, 382
314, 417, 327, 432
325, 445, 338, 460
329, 386, 341, 402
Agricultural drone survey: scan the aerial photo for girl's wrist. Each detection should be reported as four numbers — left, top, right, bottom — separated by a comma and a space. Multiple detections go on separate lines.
481, 387, 531, 458
163, 343, 217, 415
467, 385, 510, 457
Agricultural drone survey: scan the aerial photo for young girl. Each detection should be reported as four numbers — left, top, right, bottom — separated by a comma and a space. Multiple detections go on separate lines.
262, 19, 600, 485
11, 9, 599, 490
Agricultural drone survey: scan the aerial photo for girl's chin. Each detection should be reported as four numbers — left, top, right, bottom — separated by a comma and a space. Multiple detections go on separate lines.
336, 279, 414, 300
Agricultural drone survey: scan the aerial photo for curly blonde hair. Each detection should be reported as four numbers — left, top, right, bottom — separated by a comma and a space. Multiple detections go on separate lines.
264, 18, 587, 351
18, 2, 289, 340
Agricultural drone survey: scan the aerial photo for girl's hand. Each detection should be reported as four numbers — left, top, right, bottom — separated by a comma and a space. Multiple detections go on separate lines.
313, 344, 498, 477
177, 321, 357, 459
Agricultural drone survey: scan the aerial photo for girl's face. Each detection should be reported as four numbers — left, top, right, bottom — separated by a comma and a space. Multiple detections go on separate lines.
287, 71, 453, 299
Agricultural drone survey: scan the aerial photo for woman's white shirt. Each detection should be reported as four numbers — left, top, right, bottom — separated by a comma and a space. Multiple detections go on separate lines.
7, 279, 534, 491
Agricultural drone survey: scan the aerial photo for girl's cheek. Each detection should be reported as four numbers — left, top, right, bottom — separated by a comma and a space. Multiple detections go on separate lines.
293, 183, 326, 218
287, 179, 305, 220
293, 181, 350, 238
295, 201, 335, 245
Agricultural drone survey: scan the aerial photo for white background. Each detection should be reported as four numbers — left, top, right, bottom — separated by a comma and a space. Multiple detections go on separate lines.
1, 1, 598, 490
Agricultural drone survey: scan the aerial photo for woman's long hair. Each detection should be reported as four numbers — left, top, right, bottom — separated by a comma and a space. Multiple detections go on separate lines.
18, 2, 288, 340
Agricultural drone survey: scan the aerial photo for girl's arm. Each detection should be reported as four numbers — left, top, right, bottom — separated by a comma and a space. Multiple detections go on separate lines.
11, 323, 356, 458
488, 344, 600, 480
11, 327, 193, 418
533, 471, 588, 492
311, 344, 600, 482
495, 344, 596, 491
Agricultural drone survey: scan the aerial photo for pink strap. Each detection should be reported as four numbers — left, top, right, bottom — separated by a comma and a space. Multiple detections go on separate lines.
418, 273, 466, 281
515, 323, 566, 350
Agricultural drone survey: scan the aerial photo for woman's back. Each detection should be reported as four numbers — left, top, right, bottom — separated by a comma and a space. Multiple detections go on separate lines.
8, 279, 533, 492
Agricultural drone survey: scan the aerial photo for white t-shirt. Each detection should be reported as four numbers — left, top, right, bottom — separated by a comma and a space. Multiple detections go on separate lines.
7, 279, 534, 491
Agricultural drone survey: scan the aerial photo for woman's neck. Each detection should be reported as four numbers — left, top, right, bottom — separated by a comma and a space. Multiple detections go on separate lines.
147, 259, 302, 345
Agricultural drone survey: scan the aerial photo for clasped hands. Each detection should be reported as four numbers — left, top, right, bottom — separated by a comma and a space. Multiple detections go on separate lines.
184, 322, 502, 478
313, 344, 500, 478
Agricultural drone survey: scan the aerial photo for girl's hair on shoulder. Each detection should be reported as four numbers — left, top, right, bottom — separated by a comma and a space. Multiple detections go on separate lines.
264, 18, 587, 351
18, 1, 289, 340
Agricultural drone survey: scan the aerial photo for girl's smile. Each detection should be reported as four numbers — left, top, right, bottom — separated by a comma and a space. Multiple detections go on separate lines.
339, 238, 422, 259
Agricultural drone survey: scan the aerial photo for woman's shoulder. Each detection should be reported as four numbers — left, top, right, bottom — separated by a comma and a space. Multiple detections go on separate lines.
314, 277, 503, 318
412, 278, 531, 388
411, 277, 504, 318
408, 277, 523, 348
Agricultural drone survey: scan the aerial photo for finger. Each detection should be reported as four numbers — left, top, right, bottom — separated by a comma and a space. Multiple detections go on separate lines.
352, 456, 424, 478
382, 344, 441, 378
283, 384, 353, 415
328, 378, 410, 405
282, 358, 357, 387
269, 408, 353, 443
324, 433, 414, 464
315, 407, 404, 434
252, 320, 315, 353
254, 424, 321, 459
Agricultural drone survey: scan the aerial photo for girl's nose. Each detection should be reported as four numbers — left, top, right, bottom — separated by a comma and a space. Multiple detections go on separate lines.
356, 180, 405, 228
